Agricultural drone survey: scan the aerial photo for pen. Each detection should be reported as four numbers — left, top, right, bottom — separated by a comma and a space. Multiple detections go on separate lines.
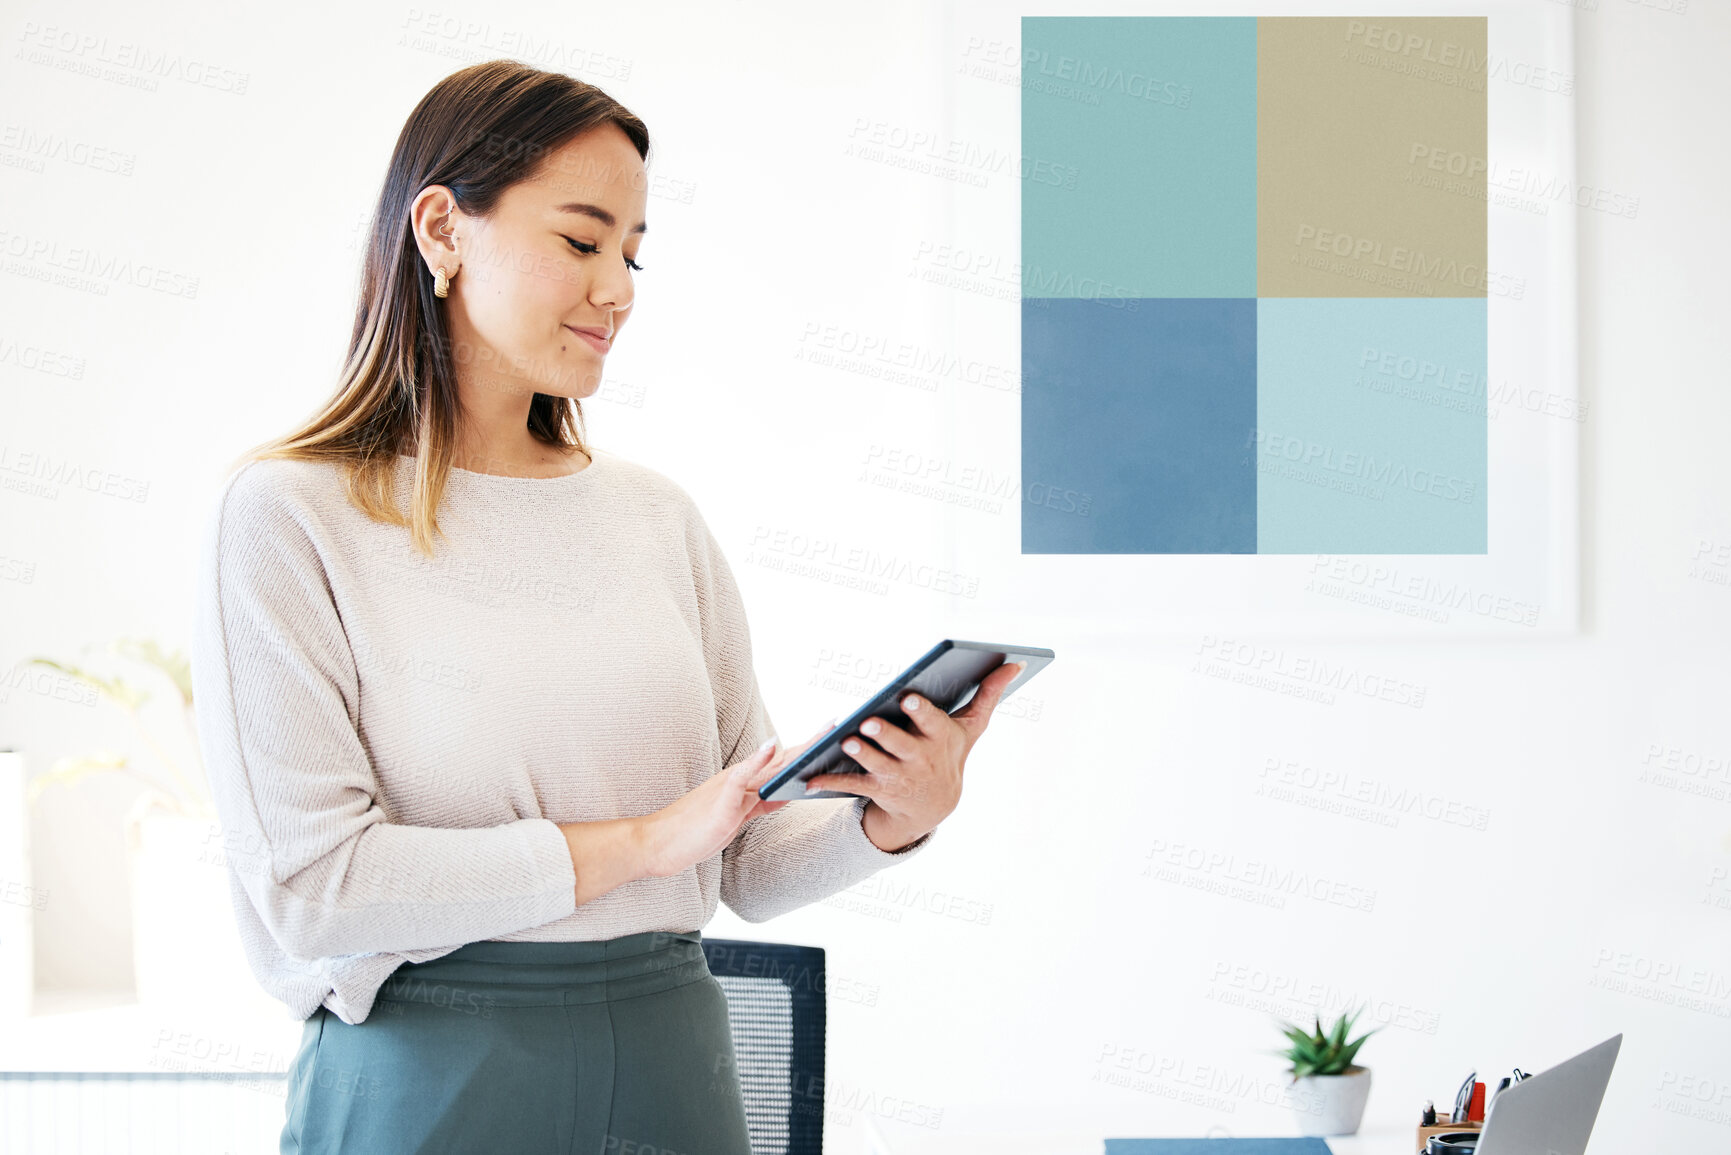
1453, 1070, 1476, 1124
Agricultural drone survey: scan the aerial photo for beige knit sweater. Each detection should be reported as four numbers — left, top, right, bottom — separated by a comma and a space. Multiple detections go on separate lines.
189, 447, 931, 1025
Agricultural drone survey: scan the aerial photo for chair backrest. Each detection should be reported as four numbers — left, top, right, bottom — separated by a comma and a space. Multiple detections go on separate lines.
702, 937, 826, 1155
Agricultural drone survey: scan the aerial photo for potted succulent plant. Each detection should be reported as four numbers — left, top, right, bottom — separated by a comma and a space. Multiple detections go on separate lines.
1273, 1007, 1380, 1136
24, 638, 259, 1011
26, 638, 212, 820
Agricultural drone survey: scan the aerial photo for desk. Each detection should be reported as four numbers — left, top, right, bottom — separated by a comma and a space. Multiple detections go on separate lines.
7, 1000, 1424, 1155
867, 1124, 1415, 1155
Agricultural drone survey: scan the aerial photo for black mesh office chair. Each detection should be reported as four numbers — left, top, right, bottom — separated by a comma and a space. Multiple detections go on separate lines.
703, 937, 826, 1155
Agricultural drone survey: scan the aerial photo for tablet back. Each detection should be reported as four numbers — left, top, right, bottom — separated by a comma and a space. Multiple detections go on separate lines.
758, 639, 1055, 802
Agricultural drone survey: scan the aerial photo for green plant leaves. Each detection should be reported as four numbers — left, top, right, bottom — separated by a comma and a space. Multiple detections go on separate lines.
22, 636, 212, 818
27, 657, 148, 711
1273, 1005, 1382, 1078
24, 752, 130, 803
112, 638, 193, 708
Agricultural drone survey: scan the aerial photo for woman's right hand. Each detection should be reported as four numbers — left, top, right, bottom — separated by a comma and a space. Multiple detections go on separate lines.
639, 720, 837, 879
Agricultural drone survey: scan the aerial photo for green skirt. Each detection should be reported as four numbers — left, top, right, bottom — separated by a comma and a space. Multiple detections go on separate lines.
281, 930, 754, 1154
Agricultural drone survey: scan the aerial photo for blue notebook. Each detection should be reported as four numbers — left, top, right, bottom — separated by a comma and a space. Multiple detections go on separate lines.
1103, 1141, 1334, 1155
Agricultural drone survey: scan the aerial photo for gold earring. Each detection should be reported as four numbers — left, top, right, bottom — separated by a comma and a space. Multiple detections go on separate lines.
434, 202, 457, 297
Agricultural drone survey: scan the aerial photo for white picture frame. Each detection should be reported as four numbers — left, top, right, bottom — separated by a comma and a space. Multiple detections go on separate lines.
927, 0, 1581, 639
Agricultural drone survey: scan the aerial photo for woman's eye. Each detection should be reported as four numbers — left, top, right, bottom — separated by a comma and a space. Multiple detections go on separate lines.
565, 237, 644, 272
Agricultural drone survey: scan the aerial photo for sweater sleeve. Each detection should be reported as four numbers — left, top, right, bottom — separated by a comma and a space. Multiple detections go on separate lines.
189, 465, 579, 961
680, 502, 933, 925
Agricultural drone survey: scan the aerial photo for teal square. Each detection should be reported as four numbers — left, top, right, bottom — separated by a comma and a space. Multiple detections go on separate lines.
1022, 16, 1257, 299
1256, 299, 1487, 553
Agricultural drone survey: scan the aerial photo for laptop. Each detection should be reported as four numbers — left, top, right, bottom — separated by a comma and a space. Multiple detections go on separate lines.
1471, 1033, 1622, 1155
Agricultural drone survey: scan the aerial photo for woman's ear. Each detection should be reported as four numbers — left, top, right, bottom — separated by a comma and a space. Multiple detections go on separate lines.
408, 184, 463, 280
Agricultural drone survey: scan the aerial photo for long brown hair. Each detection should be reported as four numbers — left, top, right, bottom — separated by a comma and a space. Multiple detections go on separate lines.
232, 60, 650, 556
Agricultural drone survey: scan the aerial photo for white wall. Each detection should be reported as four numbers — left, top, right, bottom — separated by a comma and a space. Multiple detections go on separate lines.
0, 1, 1725, 1151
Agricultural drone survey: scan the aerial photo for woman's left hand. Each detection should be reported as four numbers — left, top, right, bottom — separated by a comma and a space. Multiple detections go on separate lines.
802, 659, 1026, 852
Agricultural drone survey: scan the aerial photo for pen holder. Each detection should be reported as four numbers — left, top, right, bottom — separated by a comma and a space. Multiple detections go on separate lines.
1416, 1117, 1482, 1153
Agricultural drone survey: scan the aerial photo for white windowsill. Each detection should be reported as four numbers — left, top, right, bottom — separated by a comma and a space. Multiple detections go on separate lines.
0, 988, 305, 1075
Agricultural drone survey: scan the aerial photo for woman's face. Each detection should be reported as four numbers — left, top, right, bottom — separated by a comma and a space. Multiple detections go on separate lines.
420, 122, 648, 400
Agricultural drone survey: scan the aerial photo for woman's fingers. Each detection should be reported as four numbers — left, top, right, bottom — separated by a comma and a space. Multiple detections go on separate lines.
951, 660, 1023, 735
848, 716, 918, 760
803, 771, 878, 801
756, 717, 838, 781
838, 729, 899, 776
751, 749, 787, 788
740, 717, 856, 802
732, 735, 779, 779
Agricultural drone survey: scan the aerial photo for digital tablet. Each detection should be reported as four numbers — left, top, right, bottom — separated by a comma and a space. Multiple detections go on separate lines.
756, 639, 1055, 802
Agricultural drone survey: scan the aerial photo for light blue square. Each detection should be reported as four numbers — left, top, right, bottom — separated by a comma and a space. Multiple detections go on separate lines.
1256, 299, 1487, 553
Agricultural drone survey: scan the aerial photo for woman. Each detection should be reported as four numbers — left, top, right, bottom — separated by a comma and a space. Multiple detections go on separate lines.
188, 59, 1021, 1154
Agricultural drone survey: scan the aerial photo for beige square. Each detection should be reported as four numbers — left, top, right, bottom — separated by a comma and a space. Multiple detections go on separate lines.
1258, 17, 1487, 298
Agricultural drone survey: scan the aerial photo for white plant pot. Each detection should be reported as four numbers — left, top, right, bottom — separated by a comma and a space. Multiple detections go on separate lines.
126, 810, 270, 1013
1293, 1066, 1373, 1136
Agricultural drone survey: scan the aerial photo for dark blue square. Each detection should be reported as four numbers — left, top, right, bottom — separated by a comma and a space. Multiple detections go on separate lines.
1023, 297, 1257, 553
